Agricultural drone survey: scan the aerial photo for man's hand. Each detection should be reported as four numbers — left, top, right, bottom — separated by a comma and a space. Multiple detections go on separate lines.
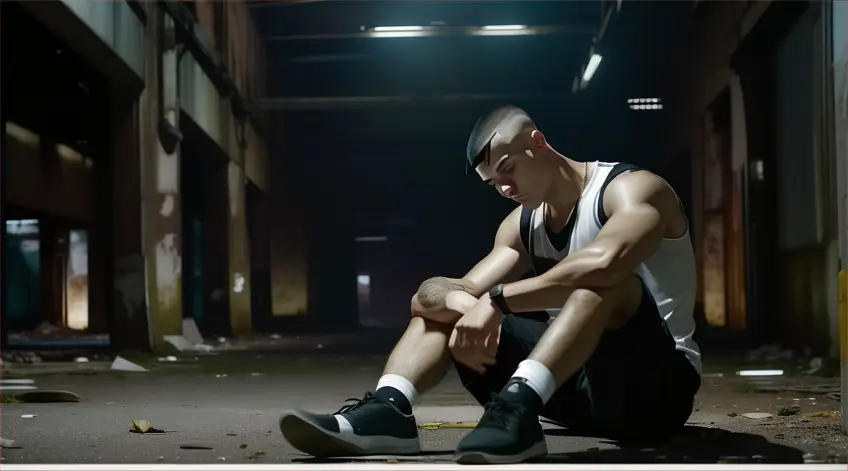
449, 296, 504, 374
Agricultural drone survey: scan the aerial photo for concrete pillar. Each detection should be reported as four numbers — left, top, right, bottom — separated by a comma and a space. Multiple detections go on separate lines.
143, 10, 184, 347
228, 160, 251, 335
110, 4, 183, 352
831, 0, 847, 435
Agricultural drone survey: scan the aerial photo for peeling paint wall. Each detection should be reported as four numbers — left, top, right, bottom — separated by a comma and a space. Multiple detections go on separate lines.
668, 1, 840, 352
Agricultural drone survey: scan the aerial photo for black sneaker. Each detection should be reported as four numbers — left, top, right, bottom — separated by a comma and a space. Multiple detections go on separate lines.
279, 392, 421, 457
454, 393, 548, 464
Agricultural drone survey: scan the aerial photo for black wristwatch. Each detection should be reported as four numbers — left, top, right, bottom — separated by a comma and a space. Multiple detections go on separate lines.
488, 284, 513, 315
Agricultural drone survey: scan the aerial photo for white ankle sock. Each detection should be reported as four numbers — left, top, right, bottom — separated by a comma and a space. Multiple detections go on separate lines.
376, 374, 419, 406
511, 359, 556, 405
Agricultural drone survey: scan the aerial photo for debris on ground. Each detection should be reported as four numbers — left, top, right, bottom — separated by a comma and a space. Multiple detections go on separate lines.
418, 421, 479, 430
163, 335, 216, 354
111, 357, 148, 372
11, 390, 81, 403
752, 382, 839, 395
20, 414, 36, 419
130, 420, 165, 434
806, 410, 841, 419
776, 405, 800, 417
1, 438, 17, 448
746, 344, 795, 361
179, 443, 214, 450
157, 356, 178, 362
741, 412, 774, 420
804, 357, 824, 375
74, 357, 89, 363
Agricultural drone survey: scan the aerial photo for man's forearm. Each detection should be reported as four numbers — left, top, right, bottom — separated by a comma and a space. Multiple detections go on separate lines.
501, 248, 614, 312
501, 275, 576, 312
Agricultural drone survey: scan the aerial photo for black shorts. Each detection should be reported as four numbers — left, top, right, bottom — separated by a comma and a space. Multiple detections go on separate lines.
454, 282, 701, 443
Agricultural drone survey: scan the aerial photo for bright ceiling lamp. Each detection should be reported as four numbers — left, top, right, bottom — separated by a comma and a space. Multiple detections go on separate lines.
481, 25, 527, 30
582, 54, 602, 82
373, 26, 425, 32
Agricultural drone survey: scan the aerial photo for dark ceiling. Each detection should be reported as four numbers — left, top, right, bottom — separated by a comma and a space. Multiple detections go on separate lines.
249, 0, 694, 161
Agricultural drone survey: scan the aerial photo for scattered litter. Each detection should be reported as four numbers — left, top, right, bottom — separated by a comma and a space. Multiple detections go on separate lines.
74, 357, 89, 363
130, 420, 165, 434
746, 344, 795, 361
217, 337, 227, 344
776, 405, 800, 417
157, 356, 178, 362
163, 335, 193, 352
270, 334, 281, 340
215, 374, 228, 378
217, 457, 226, 461
804, 357, 823, 375
418, 421, 479, 430
180, 443, 214, 450
741, 412, 774, 420
726, 412, 738, 417
805, 410, 840, 419
1, 438, 16, 448
250, 373, 263, 377
239, 444, 248, 449
316, 344, 324, 349
12, 390, 81, 403
753, 383, 839, 395
226, 433, 237, 437
20, 414, 35, 419
182, 318, 204, 346
157, 456, 165, 461
111, 356, 148, 372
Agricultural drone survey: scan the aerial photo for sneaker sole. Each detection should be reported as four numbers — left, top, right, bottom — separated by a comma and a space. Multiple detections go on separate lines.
453, 440, 548, 464
279, 409, 421, 457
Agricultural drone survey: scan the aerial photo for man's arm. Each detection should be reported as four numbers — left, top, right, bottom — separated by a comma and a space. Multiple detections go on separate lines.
501, 171, 678, 312
412, 207, 531, 321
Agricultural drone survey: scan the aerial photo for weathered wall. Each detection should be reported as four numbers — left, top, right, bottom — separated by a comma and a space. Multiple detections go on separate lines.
667, 1, 839, 353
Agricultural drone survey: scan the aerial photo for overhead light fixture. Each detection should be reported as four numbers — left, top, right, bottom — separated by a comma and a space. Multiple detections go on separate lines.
627, 97, 664, 111
582, 53, 602, 82
373, 26, 425, 32
627, 97, 662, 104
481, 25, 527, 30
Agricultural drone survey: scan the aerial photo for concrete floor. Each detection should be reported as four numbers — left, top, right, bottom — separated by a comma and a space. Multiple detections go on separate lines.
0, 353, 845, 464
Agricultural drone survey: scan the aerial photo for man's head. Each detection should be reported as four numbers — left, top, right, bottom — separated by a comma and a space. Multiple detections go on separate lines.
466, 106, 553, 209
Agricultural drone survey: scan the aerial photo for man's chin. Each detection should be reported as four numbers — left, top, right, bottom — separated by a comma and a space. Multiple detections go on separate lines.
519, 199, 543, 210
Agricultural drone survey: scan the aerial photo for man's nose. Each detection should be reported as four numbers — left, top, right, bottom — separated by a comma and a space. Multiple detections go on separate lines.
500, 185, 515, 197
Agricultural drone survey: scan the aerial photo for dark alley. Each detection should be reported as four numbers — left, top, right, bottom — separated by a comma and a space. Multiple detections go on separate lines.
0, 0, 846, 467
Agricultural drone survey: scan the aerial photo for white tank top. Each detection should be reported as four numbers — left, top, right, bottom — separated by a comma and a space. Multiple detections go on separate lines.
521, 161, 702, 374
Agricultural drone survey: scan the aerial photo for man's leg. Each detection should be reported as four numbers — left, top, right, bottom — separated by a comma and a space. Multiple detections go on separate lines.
278, 315, 456, 457
455, 276, 700, 463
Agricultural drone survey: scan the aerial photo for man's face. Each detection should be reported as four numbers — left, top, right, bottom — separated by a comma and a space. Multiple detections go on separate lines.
474, 130, 549, 209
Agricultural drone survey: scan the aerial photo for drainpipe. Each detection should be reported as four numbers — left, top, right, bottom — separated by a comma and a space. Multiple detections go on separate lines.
157, 8, 182, 155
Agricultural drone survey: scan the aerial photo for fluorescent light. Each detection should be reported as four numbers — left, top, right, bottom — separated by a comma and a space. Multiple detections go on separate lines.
481, 25, 527, 31
373, 26, 424, 32
582, 54, 602, 82
736, 369, 784, 377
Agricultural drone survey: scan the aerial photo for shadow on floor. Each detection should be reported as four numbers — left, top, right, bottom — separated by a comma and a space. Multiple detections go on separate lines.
543, 425, 805, 463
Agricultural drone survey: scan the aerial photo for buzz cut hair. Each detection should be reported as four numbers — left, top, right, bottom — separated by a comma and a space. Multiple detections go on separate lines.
466, 105, 536, 170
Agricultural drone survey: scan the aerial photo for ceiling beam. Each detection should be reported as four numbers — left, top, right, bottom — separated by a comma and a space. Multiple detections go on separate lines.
248, 93, 573, 111
262, 24, 597, 41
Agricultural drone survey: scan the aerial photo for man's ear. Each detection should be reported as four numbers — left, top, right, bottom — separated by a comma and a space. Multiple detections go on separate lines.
530, 130, 547, 149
